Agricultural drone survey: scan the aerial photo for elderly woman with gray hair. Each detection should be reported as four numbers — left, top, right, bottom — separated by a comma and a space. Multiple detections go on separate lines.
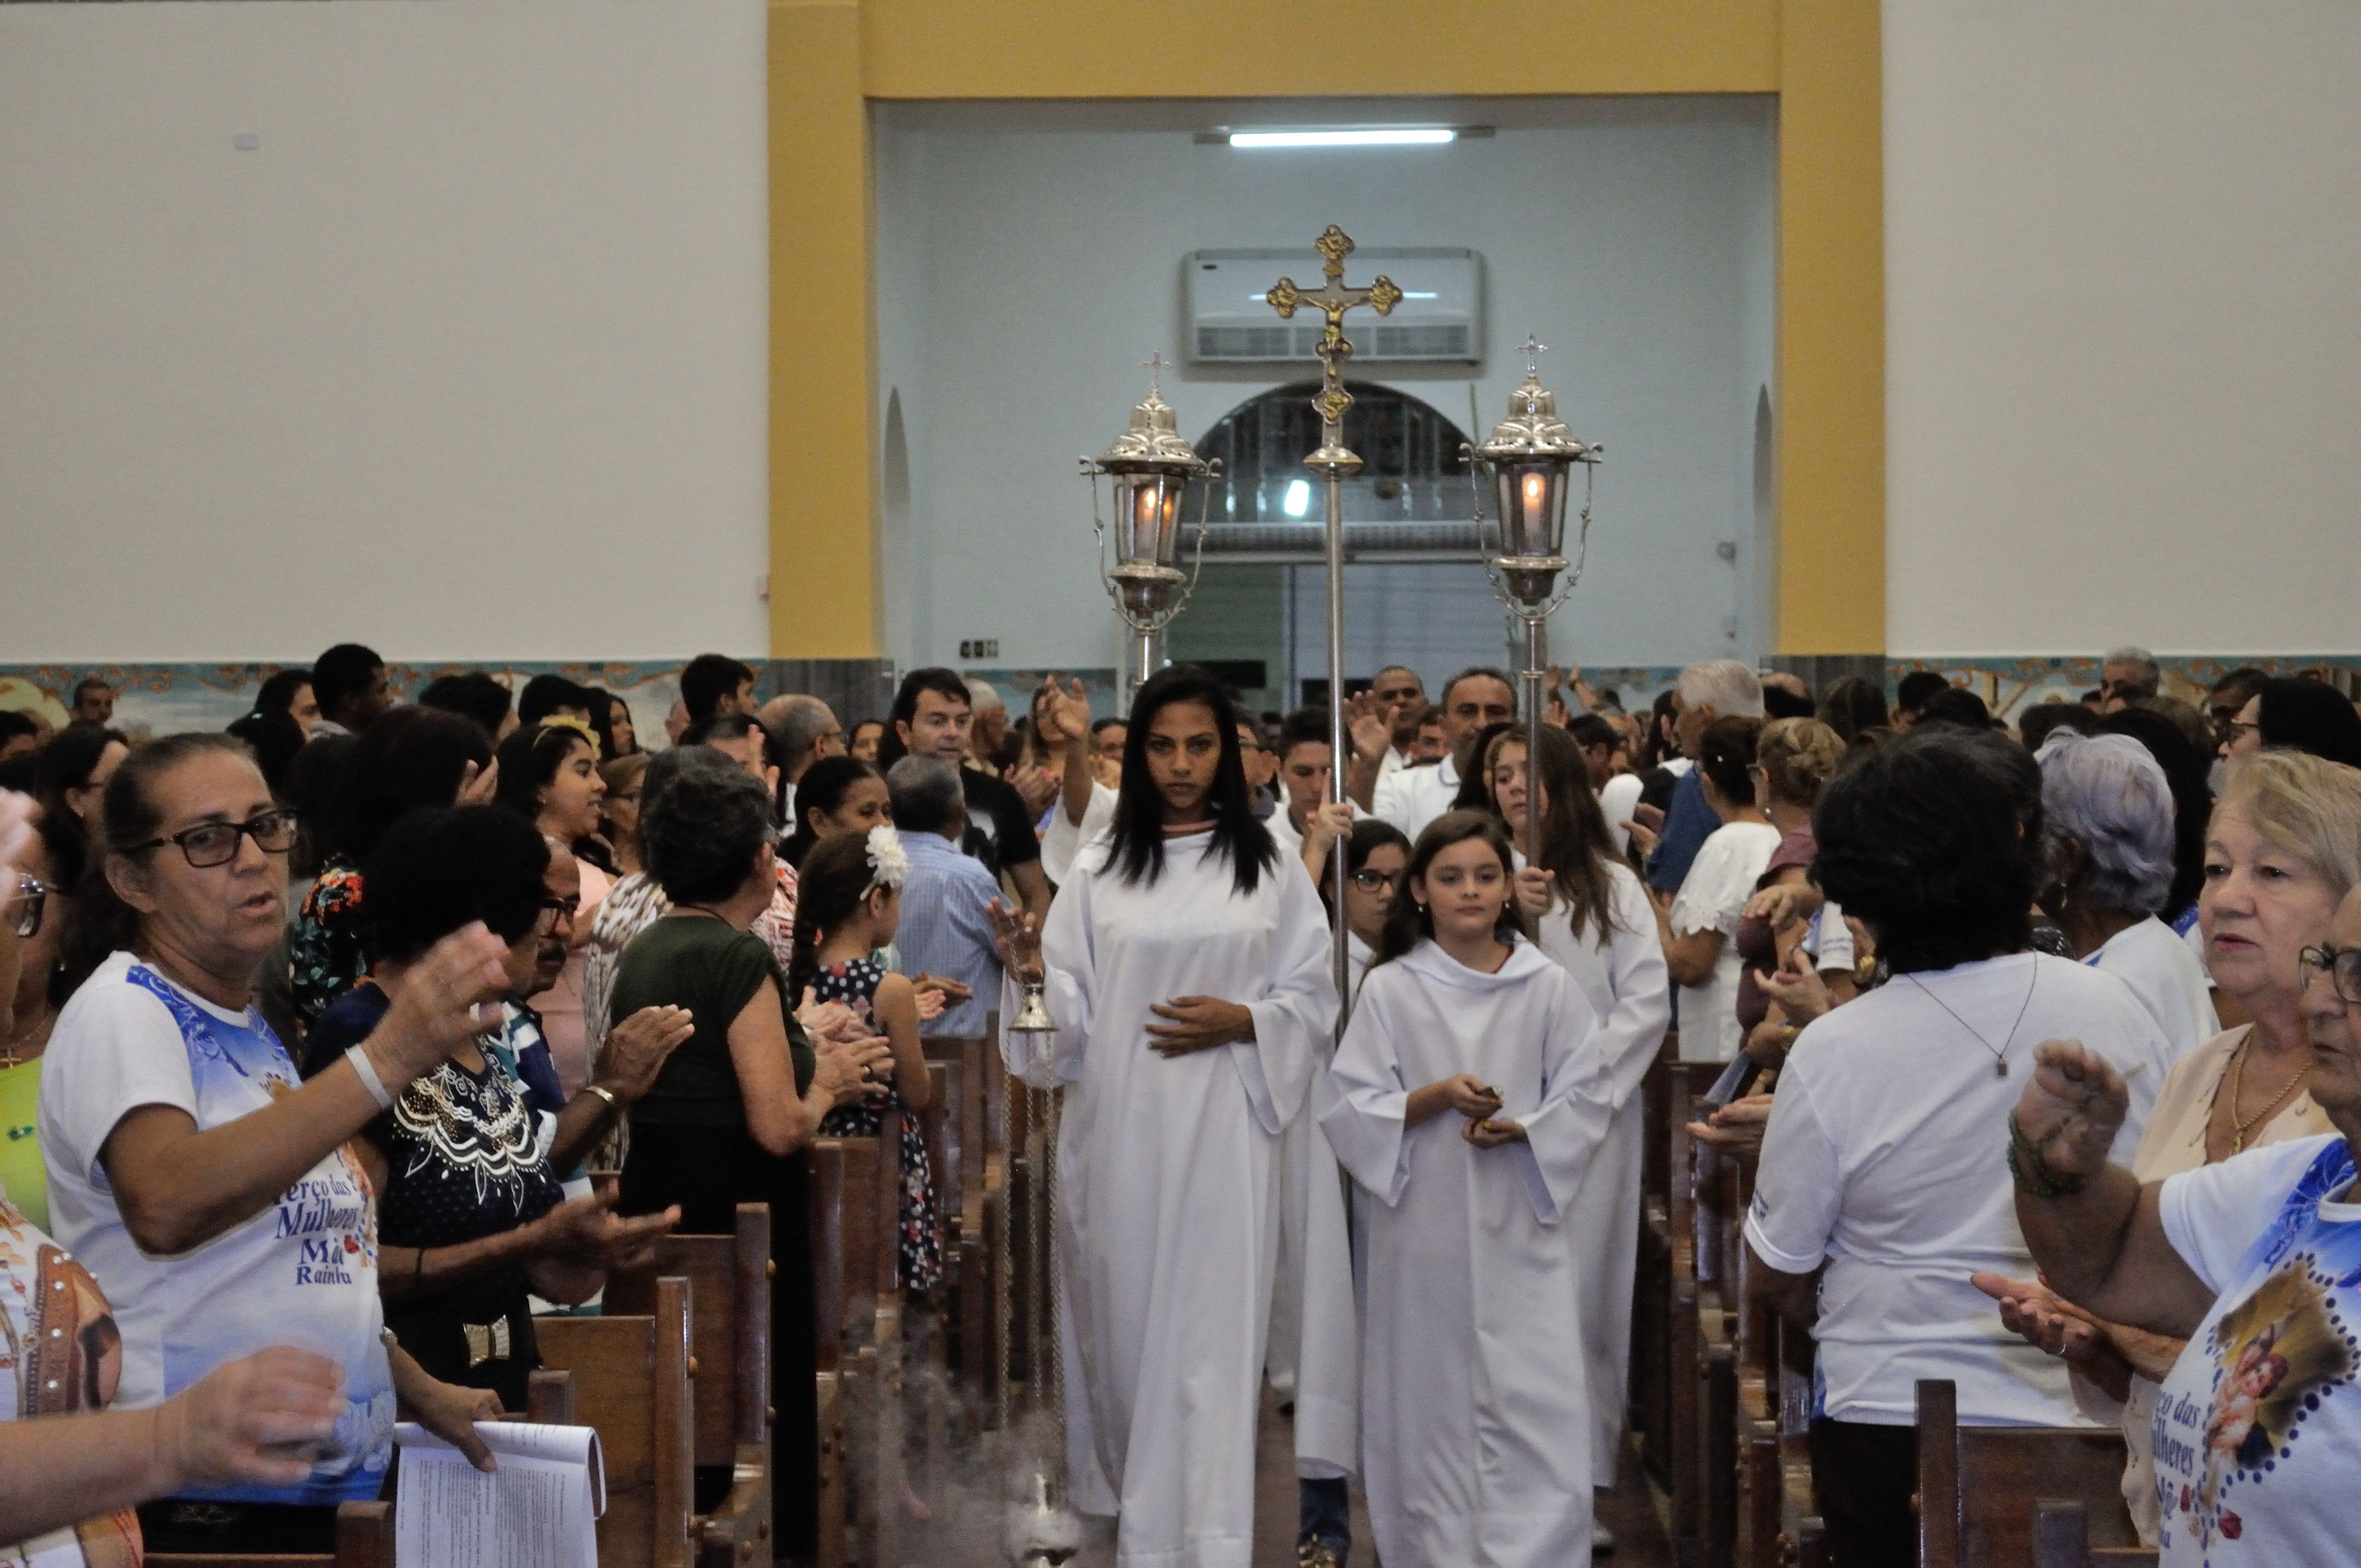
2036, 730, 2219, 1056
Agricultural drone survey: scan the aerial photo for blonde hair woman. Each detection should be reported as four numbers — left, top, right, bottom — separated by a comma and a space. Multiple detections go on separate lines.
1976, 749, 2361, 1545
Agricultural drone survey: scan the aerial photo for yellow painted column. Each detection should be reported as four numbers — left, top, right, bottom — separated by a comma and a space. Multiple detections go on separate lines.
769, 1, 876, 658
1775, 0, 1886, 654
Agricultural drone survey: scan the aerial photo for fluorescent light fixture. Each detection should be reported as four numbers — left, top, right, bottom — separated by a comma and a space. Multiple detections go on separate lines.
1229, 128, 1455, 149
1282, 478, 1313, 518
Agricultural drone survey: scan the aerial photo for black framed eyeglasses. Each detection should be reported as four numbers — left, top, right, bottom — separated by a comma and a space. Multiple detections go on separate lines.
7, 877, 58, 940
2223, 720, 2263, 745
536, 896, 582, 935
2299, 944, 2361, 1006
1348, 869, 1396, 892
125, 809, 300, 869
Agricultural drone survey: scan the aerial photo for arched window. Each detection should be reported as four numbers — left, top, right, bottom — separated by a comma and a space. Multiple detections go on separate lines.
1192, 381, 1481, 559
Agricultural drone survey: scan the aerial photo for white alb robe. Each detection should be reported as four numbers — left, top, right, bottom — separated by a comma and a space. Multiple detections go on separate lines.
1264, 915, 1362, 1482
1001, 827, 1337, 1568
1320, 937, 1612, 1567
1526, 862, 1672, 1485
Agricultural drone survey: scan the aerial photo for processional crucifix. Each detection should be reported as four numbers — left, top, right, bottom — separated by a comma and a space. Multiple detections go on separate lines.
1266, 225, 1402, 1022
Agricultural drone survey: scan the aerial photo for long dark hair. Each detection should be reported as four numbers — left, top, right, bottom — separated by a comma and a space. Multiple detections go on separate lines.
59, 733, 255, 997
787, 830, 880, 999
1101, 665, 1274, 897
492, 721, 614, 874
1495, 723, 1625, 947
1370, 809, 1521, 967
782, 755, 883, 870
1450, 721, 1517, 812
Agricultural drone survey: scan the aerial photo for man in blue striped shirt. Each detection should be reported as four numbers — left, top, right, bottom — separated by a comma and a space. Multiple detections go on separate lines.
885, 756, 1003, 1036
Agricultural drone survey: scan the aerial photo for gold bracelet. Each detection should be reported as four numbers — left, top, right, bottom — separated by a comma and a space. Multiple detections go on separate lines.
581, 1085, 619, 1109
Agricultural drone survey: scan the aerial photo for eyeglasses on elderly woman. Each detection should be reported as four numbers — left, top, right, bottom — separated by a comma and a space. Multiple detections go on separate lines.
122, 808, 301, 869
6, 875, 58, 940
2299, 943, 2361, 1006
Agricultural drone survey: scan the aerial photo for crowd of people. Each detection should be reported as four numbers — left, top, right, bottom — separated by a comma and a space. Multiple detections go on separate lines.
0, 638, 2358, 1568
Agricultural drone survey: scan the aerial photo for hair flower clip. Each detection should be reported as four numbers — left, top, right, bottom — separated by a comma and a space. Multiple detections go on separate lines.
865, 823, 910, 891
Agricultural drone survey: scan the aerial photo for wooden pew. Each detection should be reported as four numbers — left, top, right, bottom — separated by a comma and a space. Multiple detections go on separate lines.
606, 1205, 775, 1568
2031, 1500, 2161, 1567
537, 1276, 696, 1568
1690, 1137, 1741, 1568
1664, 1060, 1706, 1559
1632, 1038, 1677, 1489
1916, 1379, 2136, 1568
144, 1501, 393, 1568
808, 1141, 851, 1568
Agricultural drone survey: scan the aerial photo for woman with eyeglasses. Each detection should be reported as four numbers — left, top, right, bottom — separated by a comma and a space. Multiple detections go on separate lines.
1973, 749, 2361, 1547
2001, 877, 2361, 1565
40, 733, 520, 1551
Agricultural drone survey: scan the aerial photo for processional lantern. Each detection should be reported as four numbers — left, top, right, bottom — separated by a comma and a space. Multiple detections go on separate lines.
1079, 353, 1221, 693
1468, 336, 1603, 866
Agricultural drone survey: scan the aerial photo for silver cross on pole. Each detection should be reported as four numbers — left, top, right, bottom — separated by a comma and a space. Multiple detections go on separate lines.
1267, 225, 1401, 1032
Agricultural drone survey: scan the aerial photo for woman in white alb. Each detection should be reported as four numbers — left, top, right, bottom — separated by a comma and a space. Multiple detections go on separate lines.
994, 667, 1336, 1568
1639, 716, 1780, 1062
1492, 724, 1669, 1526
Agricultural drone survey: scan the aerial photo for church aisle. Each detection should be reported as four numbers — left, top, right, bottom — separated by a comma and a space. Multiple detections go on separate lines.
1062, 1387, 1676, 1566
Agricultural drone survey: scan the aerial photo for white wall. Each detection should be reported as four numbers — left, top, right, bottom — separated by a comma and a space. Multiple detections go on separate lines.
0, 0, 769, 663
1885, 0, 2361, 658
873, 98, 1776, 679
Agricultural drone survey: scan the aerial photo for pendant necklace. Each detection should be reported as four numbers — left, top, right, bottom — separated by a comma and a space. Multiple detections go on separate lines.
1905, 960, 2039, 1077
2226, 1035, 2309, 1155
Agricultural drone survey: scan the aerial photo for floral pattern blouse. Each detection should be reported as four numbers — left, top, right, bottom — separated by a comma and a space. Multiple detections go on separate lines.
287, 857, 368, 1040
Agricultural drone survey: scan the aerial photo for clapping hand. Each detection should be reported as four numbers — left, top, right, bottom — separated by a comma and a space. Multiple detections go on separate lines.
1756, 944, 1833, 1025
813, 1032, 895, 1107
1969, 1272, 2109, 1365
796, 987, 866, 1044
988, 899, 1043, 981
1687, 1092, 1775, 1161
536, 1191, 681, 1271
1005, 763, 1059, 820
156, 1347, 346, 1491
595, 1005, 694, 1102
1625, 808, 1663, 861
1035, 676, 1094, 746
1743, 879, 1824, 930
2013, 1041, 2129, 1183
1345, 692, 1392, 765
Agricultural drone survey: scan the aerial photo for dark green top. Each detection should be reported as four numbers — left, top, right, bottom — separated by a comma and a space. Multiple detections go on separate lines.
610, 914, 814, 1128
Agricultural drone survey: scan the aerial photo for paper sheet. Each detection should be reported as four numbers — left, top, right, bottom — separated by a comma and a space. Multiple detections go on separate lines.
393, 1422, 606, 1568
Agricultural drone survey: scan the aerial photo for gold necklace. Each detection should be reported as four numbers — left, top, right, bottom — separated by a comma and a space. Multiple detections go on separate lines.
2227, 1035, 2310, 1154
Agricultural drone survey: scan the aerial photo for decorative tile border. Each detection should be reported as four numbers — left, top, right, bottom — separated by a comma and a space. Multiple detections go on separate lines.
1893, 655, 2361, 722
4, 656, 2353, 740
0, 661, 715, 739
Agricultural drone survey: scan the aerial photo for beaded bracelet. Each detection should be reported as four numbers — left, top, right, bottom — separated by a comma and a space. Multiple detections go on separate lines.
2006, 1110, 2088, 1199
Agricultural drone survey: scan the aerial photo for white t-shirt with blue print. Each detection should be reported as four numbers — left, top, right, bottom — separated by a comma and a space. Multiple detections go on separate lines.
41, 951, 394, 1505
2152, 1133, 2361, 1565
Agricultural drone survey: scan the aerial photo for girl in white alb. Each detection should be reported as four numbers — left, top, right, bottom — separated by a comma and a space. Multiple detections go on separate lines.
1321, 810, 1614, 1567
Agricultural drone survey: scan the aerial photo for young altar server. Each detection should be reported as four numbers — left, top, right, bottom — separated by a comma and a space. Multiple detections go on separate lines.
1320, 808, 1613, 1567
1493, 725, 1669, 1539
994, 665, 1339, 1568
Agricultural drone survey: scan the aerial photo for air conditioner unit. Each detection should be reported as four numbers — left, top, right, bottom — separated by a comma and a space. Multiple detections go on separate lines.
1184, 247, 1483, 366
